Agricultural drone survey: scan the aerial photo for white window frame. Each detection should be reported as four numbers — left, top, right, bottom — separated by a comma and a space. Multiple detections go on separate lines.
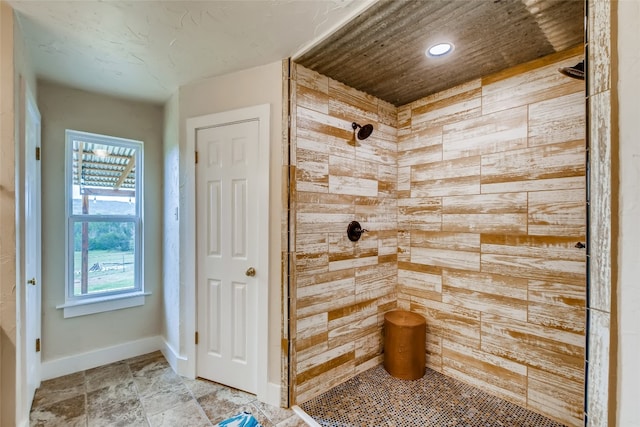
57, 130, 147, 318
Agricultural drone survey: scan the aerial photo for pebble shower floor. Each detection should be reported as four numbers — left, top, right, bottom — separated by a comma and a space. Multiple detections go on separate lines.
298, 365, 567, 427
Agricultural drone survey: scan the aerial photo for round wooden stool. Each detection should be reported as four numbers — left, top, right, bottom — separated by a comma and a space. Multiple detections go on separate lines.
383, 310, 426, 380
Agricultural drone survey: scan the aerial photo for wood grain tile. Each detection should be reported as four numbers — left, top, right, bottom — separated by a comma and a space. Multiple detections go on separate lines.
443, 193, 527, 214
481, 176, 585, 195
442, 340, 527, 406
295, 64, 329, 94
296, 105, 352, 141
296, 126, 356, 158
329, 78, 379, 118
398, 144, 442, 167
528, 366, 584, 427
412, 156, 481, 198
586, 308, 610, 426
291, 56, 586, 423
481, 313, 584, 381
528, 189, 586, 237
297, 275, 355, 318
588, 90, 611, 313
354, 262, 396, 302
412, 299, 481, 349
398, 262, 442, 294
528, 278, 587, 336
442, 106, 527, 160
411, 81, 482, 129
480, 234, 585, 284
398, 124, 442, 151
481, 139, 585, 186
442, 213, 527, 234
398, 197, 441, 231
295, 147, 328, 193
528, 91, 585, 147
442, 270, 527, 321
481, 50, 584, 115
296, 84, 329, 115
587, 0, 610, 96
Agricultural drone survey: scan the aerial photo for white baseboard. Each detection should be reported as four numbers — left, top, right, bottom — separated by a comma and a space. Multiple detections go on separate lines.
160, 339, 190, 378
41, 336, 163, 380
262, 382, 282, 407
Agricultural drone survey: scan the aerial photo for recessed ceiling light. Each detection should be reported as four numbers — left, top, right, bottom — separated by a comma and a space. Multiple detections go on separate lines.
426, 43, 454, 58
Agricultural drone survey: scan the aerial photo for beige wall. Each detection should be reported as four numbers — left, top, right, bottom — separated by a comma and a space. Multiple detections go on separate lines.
37, 81, 163, 361
0, 3, 16, 424
290, 47, 586, 426
178, 61, 284, 386
397, 47, 585, 427
616, 1, 640, 425
162, 92, 180, 358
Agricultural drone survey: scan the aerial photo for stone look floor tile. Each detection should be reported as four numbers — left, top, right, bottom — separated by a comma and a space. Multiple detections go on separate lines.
87, 380, 138, 412
140, 383, 194, 416
275, 415, 311, 427
30, 352, 566, 427
30, 352, 309, 427
85, 361, 133, 393
134, 366, 184, 396
183, 377, 229, 399
148, 399, 212, 427
129, 354, 170, 378
87, 397, 148, 427
30, 394, 86, 427
197, 394, 249, 425
251, 400, 298, 424
31, 371, 85, 409
126, 350, 164, 365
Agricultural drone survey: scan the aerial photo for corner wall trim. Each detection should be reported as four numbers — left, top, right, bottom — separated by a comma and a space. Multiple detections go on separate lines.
41, 336, 162, 380
161, 339, 191, 378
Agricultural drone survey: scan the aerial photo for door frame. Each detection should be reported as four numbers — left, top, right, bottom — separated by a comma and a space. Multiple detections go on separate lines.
16, 76, 41, 425
185, 104, 271, 403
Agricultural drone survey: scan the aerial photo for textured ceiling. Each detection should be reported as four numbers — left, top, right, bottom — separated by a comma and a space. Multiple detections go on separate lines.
295, 0, 584, 106
9, 0, 373, 103
10, 0, 584, 106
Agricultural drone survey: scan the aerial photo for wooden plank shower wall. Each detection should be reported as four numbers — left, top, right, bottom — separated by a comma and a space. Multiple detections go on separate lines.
290, 46, 585, 427
289, 63, 399, 404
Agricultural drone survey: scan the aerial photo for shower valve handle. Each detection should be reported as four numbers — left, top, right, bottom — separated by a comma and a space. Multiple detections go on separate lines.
347, 221, 368, 242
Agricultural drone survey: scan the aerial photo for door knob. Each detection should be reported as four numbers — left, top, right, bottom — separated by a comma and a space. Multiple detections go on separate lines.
245, 267, 256, 277
28, 277, 37, 286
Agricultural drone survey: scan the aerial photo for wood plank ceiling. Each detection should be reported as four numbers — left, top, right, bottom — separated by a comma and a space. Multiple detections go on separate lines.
294, 0, 584, 107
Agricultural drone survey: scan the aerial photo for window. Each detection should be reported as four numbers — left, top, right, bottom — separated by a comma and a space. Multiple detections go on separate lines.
59, 130, 146, 317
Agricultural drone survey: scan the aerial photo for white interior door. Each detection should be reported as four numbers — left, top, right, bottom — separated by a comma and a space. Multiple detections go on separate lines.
196, 120, 260, 394
23, 82, 42, 413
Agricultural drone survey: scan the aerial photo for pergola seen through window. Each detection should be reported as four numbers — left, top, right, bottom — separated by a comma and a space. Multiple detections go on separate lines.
65, 130, 143, 301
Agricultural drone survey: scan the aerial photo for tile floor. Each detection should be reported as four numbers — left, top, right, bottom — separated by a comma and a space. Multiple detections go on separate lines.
298, 364, 568, 427
29, 351, 307, 427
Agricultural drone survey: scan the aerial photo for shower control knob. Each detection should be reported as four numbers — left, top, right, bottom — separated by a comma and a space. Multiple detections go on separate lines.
347, 221, 368, 242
